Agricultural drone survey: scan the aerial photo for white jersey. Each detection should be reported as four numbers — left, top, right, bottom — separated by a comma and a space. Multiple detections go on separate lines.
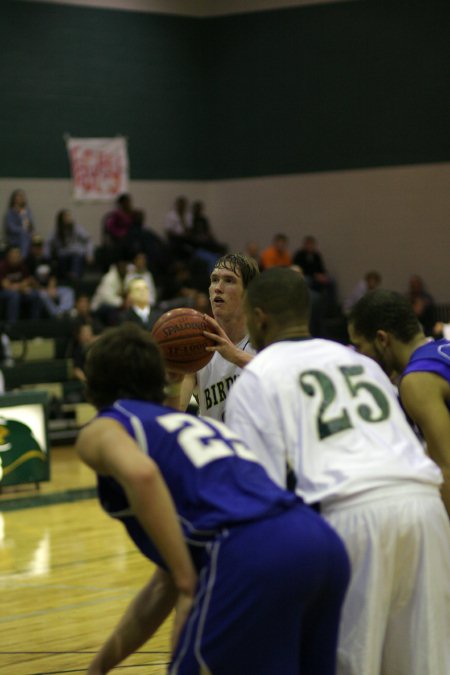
226, 338, 442, 506
195, 336, 255, 421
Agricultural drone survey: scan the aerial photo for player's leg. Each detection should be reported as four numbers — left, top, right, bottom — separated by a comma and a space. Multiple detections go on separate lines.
324, 499, 395, 675
171, 504, 349, 675
381, 491, 450, 675
299, 526, 351, 675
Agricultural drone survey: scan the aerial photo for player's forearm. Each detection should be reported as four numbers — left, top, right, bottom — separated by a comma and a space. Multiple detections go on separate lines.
235, 349, 253, 368
224, 346, 253, 369
88, 568, 177, 674
125, 468, 197, 594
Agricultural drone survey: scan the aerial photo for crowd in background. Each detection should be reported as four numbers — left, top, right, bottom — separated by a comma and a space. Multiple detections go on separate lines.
1, 188, 447, 380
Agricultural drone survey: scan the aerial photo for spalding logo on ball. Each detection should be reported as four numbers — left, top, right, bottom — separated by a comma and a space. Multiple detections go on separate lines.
151, 308, 217, 374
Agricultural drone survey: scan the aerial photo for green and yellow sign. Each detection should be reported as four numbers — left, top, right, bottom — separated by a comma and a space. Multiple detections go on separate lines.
0, 392, 50, 487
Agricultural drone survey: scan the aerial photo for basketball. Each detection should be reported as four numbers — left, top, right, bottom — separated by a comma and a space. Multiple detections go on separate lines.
151, 308, 216, 373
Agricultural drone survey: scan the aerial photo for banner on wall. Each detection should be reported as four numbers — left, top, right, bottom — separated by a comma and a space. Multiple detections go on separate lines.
65, 136, 129, 201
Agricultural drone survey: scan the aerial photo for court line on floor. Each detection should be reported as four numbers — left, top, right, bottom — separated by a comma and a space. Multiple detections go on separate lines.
0, 487, 97, 512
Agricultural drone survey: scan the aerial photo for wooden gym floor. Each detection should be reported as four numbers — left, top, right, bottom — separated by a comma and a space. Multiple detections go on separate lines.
0, 446, 171, 675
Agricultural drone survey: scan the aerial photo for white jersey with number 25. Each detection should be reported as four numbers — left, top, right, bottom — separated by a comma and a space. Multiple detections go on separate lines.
225, 338, 442, 506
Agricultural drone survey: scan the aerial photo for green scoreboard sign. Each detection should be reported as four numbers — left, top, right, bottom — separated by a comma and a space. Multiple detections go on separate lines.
0, 391, 50, 487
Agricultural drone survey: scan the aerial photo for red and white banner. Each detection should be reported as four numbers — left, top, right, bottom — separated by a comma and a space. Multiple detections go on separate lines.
66, 137, 129, 201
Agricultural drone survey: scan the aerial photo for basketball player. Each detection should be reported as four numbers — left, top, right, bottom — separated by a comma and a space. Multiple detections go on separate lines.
168, 253, 259, 420
348, 288, 450, 517
225, 268, 450, 675
75, 323, 350, 675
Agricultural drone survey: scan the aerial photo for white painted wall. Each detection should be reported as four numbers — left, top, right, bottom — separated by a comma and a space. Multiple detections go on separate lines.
206, 163, 450, 303
2, 161, 449, 303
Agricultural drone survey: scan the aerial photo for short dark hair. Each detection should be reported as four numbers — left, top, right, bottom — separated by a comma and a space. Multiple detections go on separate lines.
116, 193, 130, 207
85, 323, 166, 409
213, 253, 260, 289
246, 267, 310, 323
349, 289, 422, 342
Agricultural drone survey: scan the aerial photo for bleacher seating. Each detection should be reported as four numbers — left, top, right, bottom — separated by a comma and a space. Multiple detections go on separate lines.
1, 319, 87, 444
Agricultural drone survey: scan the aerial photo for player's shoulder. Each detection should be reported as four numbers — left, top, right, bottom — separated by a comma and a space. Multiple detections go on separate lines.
405, 339, 450, 378
249, 338, 354, 363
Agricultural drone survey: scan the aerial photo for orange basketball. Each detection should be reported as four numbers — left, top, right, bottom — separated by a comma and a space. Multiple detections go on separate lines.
151, 308, 216, 373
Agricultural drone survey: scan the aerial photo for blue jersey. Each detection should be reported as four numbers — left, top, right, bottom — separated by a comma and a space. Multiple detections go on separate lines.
403, 339, 450, 413
97, 400, 297, 567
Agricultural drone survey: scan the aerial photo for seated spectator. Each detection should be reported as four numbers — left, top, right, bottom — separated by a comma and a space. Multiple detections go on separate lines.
68, 321, 98, 383
124, 251, 157, 307
188, 201, 227, 255
293, 235, 337, 314
104, 193, 135, 246
4, 189, 35, 257
260, 233, 292, 269
26, 235, 75, 318
186, 200, 227, 273
158, 260, 210, 314
122, 276, 160, 330
289, 264, 325, 337
91, 255, 129, 326
245, 241, 263, 270
343, 270, 382, 315
164, 195, 189, 238
164, 196, 220, 274
131, 211, 173, 286
0, 246, 41, 321
293, 235, 330, 290
69, 293, 103, 332
164, 195, 192, 259
406, 274, 436, 336
46, 209, 94, 281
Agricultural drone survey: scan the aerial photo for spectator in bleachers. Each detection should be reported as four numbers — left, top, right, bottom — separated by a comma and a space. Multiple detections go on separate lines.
406, 274, 436, 336
158, 259, 210, 314
4, 189, 35, 257
343, 270, 382, 315
91, 254, 129, 326
260, 233, 292, 269
164, 195, 189, 238
68, 321, 98, 384
293, 235, 330, 291
186, 200, 227, 273
125, 251, 157, 307
26, 235, 75, 318
164, 196, 219, 274
164, 195, 192, 260
0, 246, 42, 321
46, 209, 94, 281
122, 276, 160, 331
69, 293, 104, 334
131, 210, 172, 287
245, 241, 263, 270
188, 201, 227, 255
293, 235, 337, 315
104, 193, 136, 248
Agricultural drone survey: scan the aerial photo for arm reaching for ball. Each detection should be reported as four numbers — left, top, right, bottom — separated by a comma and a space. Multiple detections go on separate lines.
203, 315, 254, 369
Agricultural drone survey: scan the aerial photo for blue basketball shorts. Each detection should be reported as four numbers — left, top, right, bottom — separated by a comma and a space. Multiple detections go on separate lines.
170, 502, 350, 675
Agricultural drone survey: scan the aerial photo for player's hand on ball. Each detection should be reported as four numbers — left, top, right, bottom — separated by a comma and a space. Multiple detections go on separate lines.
152, 308, 217, 373
202, 314, 246, 365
